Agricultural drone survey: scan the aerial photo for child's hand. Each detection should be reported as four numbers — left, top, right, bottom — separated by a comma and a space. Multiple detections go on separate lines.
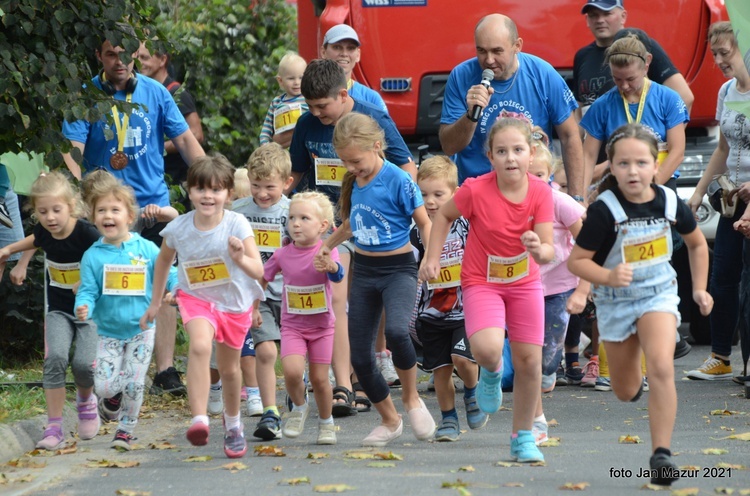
76, 305, 88, 321
140, 204, 160, 229
693, 290, 714, 316
418, 258, 439, 283
733, 218, 750, 239
71, 281, 80, 295
163, 291, 177, 306
140, 304, 159, 330
520, 230, 542, 256
228, 236, 245, 263
9, 264, 26, 286
607, 263, 633, 287
566, 289, 588, 315
252, 307, 263, 328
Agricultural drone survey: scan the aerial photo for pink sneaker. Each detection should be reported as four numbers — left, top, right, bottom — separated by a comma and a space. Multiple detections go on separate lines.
77, 394, 101, 440
240, 388, 248, 401
36, 424, 64, 450
407, 398, 436, 441
581, 358, 599, 388
187, 422, 210, 446
362, 416, 403, 447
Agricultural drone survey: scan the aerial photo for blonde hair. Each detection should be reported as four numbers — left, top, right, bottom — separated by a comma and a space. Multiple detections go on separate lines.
531, 126, 553, 175
246, 142, 292, 181
708, 21, 738, 51
290, 191, 335, 228
233, 168, 251, 199
80, 170, 138, 223
278, 51, 307, 76
486, 116, 534, 153
417, 155, 458, 190
606, 34, 648, 68
29, 171, 84, 219
333, 112, 387, 219
187, 154, 235, 191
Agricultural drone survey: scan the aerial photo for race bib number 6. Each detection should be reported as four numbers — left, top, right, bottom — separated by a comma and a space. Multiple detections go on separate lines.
103, 264, 147, 296
487, 252, 529, 284
183, 257, 231, 290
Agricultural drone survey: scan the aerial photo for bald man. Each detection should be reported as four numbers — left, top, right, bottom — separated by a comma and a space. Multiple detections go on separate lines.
439, 14, 585, 199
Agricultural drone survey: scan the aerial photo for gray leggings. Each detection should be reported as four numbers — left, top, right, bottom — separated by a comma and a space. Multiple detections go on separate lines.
348, 252, 418, 404
43, 311, 98, 389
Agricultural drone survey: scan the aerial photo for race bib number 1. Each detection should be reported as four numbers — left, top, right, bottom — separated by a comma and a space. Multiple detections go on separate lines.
314, 158, 346, 187
183, 257, 231, 290
47, 260, 80, 289
286, 284, 328, 315
103, 264, 147, 296
487, 252, 529, 284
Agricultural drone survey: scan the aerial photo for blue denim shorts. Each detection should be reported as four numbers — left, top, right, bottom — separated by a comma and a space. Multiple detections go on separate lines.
593, 278, 681, 343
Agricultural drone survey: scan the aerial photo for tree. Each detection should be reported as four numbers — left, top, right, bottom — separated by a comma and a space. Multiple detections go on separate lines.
0, 0, 158, 167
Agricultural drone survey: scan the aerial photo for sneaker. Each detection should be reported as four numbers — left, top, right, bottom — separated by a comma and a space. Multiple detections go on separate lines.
594, 376, 612, 391
434, 416, 460, 442
254, 410, 282, 440
0, 199, 13, 229
362, 417, 403, 447
208, 386, 223, 416
580, 358, 599, 387
555, 365, 568, 386
376, 351, 401, 388
565, 363, 584, 385
282, 407, 309, 438
407, 398, 436, 441
111, 429, 134, 451
510, 430, 545, 463
223, 427, 247, 458
246, 395, 263, 417
186, 422, 209, 446
463, 395, 489, 430
77, 394, 101, 440
240, 388, 248, 401
642, 376, 650, 392
286, 373, 309, 412
532, 420, 548, 446
649, 451, 679, 486
477, 367, 503, 414
36, 424, 64, 450
317, 423, 337, 445
687, 354, 733, 380
98, 393, 122, 423
150, 367, 187, 396
673, 336, 692, 360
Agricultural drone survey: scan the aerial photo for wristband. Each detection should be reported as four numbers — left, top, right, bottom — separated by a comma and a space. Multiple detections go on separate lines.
466, 109, 478, 123
571, 195, 585, 203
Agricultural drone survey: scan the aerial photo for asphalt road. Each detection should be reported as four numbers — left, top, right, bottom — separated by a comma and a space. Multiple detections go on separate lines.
2, 344, 749, 496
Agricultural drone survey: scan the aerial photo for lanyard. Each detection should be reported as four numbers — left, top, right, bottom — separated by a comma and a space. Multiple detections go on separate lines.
111, 93, 133, 153
620, 78, 650, 124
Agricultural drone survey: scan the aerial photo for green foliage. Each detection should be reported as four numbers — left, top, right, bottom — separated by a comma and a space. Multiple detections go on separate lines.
152, 0, 298, 166
0, 0, 160, 166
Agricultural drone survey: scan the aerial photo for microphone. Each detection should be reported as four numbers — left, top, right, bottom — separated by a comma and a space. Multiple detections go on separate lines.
470, 69, 495, 121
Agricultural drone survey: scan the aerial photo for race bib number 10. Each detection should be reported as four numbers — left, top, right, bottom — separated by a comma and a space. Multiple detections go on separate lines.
103, 264, 147, 296
427, 258, 462, 290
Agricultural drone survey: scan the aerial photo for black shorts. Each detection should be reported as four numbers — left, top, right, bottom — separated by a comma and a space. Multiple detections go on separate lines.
415, 317, 474, 371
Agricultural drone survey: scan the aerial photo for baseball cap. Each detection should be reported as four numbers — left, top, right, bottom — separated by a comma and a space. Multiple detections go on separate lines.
323, 24, 360, 46
581, 0, 624, 14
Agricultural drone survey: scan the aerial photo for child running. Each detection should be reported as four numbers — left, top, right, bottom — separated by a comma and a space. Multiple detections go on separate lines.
527, 131, 588, 445
75, 170, 176, 450
419, 116, 554, 463
568, 123, 713, 486
0, 171, 101, 449
142, 155, 265, 459
411, 156, 488, 442
318, 112, 436, 447
262, 191, 344, 444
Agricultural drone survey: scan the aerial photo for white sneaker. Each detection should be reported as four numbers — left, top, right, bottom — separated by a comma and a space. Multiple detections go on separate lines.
246, 395, 263, 417
282, 407, 310, 438
208, 386, 223, 415
376, 351, 401, 387
532, 420, 548, 446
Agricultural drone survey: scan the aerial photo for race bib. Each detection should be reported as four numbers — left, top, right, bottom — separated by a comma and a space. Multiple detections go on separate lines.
251, 222, 283, 253
621, 229, 670, 268
314, 157, 346, 187
427, 257, 462, 290
657, 142, 669, 166
273, 103, 303, 133
47, 260, 80, 289
487, 252, 529, 284
182, 257, 231, 290
286, 284, 328, 315
103, 264, 146, 296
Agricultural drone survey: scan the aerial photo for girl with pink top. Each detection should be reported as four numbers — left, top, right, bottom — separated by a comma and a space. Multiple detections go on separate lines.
419, 116, 554, 463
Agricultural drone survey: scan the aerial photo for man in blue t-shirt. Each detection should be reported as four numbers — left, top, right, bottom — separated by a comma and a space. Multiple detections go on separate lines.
439, 14, 585, 199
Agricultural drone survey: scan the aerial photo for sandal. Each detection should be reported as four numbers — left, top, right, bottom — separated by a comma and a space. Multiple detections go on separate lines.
332, 386, 357, 417
352, 381, 372, 413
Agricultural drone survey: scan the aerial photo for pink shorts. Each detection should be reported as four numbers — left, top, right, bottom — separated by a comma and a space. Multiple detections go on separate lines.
463, 281, 544, 346
280, 326, 334, 364
176, 290, 252, 350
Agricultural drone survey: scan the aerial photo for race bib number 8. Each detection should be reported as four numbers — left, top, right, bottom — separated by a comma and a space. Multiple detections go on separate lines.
315, 158, 346, 187
103, 264, 147, 296
183, 257, 231, 290
621, 230, 670, 268
47, 260, 80, 289
286, 284, 328, 315
487, 252, 529, 284
427, 258, 462, 290
251, 223, 283, 253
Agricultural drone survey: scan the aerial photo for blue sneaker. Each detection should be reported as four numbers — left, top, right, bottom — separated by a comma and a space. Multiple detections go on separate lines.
477, 367, 503, 414
594, 376, 612, 391
510, 430, 545, 463
253, 410, 282, 440
463, 395, 489, 430
286, 372, 309, 412
434, 416, 460, 442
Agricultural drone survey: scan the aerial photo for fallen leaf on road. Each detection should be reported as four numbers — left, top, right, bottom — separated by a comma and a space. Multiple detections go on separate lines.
344, 451, 375, 460
272, 466, 282, 472
727, 432, 750, 441
86, 459, 140, 468
457, 466, 475, 472
702, 448, 729, 455
367, 462, 396, 468
5, 457, 46, 469
9, 474, 34, 483
720, 427, 735, 432
307, 453, 329, 459
618, 435, 642, 444
670, 488, 699, 496
0, 474, 6, 485
540, 437, 561, 447
503, 482, 524, 487
254, 445, 285, 457
715, 462, 746, 470
313, 483, 355, 492
115, 490, 152, 496
375, 452, 403, 460
678, 465, 701, 472
496, 461, 522, 468
739, 490, 750, 495
640, 483, 671, 490
714, 488, 734, 495
148, 442, 177, 450
55, 443, 78, 455
182, 455, 212, 463
559, 482, 589, 490
548, 419, 559, 427
594, 426, 602, 431
222, 462, 247, 472
442, 479, 470, 489
280, 476, 310, 485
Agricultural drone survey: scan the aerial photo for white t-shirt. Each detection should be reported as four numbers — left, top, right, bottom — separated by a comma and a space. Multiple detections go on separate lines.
717, 79, 750, 184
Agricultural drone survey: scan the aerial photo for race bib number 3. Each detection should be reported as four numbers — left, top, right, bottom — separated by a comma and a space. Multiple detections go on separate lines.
314, 158, 346, 187
487, 252, 529, 284
286, 284, 328, 315
47, 260, 80, 289
427, 258, 462, 290
103, 264, 147, 296
183, 258, 231, 289
251, 223, 283, 253
274, 103, 302, 133
621, 230, 670, 268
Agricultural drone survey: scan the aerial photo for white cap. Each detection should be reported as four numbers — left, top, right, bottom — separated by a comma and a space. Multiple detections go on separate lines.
323, 24, 360, 46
